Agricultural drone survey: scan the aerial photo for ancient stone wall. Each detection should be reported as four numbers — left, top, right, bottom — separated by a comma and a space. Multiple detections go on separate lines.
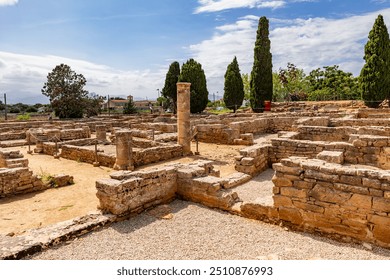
60, 145, 116, 167
96, 167, 178, 216
0, 167, 44, 198
235, 143, 270, 176
195, 124, 240, 144
0, 150, 28, 168
272, 157, 390, 248
132, 144, 183, 167
96, 160, 242, 216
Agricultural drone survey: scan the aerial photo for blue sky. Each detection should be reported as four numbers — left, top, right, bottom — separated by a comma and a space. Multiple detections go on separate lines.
0, 0, 389, 104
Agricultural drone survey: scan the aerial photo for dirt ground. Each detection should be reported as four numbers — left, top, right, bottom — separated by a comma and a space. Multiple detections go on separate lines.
0, 141, 248, 235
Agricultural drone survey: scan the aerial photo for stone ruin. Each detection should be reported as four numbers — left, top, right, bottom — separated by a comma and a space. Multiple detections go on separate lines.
2, 96, 390, 258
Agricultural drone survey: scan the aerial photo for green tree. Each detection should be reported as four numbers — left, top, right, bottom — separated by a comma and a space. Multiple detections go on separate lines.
241, 73, 251, 102
360, 14, 390, 108
307, 65, 360, 101
179, 58, 209, 113
162, 61, 180, 113
84, 93, 104, 117
123, 98, 137, 114
277, 63, 309, 101
42, 64, 89, 118
250, 16, 273, 113
223, 57, 244, 113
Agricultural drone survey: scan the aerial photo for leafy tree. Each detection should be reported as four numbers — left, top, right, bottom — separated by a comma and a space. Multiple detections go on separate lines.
250, 16, 273, 113
179, 58, 209, 113
42, 64, 89, 118
162, 61, 180, 113
360, 14, 390, 107
277, 63, 309, 101
307, 65, 360, 101
84, 93, 104, 117
223, 57, 244, 113
123, 98, 137, 114
241, 73, 251, 102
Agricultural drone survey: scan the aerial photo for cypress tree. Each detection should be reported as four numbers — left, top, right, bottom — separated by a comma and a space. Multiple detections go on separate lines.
179, 58, 209, 113
360, 14, 390, 108
250, 16, 273, 113
161, 61, 180, 113
224, 56, 244, 113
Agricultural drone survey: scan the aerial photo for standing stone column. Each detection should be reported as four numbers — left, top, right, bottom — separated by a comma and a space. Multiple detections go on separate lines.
177, 82, 192, 155
114, 130, 134, 170
96, 125, 107, 143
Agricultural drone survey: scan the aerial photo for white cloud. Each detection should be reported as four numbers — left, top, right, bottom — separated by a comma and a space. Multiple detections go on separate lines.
0, 52, 165, 103
194, 0, 286, 14
189, 8, 390, 95
0, 0, 18, 6
194, 0, 317, 13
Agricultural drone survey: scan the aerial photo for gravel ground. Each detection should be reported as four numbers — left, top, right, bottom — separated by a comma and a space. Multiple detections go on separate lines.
28, 200, 390, 260
233, 169, 274, 206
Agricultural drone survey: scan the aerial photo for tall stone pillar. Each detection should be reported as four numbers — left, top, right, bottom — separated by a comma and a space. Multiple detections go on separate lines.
114, 130, 134, 170
177, 82, 192, 155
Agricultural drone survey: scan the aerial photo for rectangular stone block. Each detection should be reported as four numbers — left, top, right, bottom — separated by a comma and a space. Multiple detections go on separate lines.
316, 150, 344, 164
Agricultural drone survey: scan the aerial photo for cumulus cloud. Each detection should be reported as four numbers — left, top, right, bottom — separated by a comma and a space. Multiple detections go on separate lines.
188, 8, 390, 95
0, 52, 165, 103
0, 0, 18, 6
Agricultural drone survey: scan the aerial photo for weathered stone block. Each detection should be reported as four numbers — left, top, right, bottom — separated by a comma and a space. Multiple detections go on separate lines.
280, 187, 307, 199
316, 150, 344, 164
372, 197, 390, 212
308, 184, 351, 204
272, 175, 293, 187
273, 195, 293, 207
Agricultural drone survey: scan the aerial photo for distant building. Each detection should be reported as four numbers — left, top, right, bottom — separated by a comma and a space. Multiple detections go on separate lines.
102, 96, 132, 110
102, 95, 156, 111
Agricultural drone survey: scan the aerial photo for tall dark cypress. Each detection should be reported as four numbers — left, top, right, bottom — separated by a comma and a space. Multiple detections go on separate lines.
179, 58, 209, 113
224, 56, 244, 113
250, 16, 273, 113
360, 14, 390, 108
161, 61, 180, 113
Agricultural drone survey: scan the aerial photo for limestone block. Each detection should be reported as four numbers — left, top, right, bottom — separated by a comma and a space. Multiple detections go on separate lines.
280, 187, 307, 199
316, 150, 344, 164
308, 184, 351, 204
278, 206, 303, 225
272, 175, 293, 187
372, 197, 390, 212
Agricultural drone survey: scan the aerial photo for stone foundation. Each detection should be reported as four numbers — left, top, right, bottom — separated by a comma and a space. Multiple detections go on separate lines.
272, 157, 390, 248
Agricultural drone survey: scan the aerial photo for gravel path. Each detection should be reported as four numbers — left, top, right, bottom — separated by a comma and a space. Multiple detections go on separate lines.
29, 200, 390, 260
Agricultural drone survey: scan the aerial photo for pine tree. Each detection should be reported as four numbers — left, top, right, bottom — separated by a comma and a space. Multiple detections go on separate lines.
250, 16, 273, 113
123, 98, 137, 114
360, 14, 390, 108
161, 61, 180, 113
179, 58, 209, 113
224, 57, 244, 113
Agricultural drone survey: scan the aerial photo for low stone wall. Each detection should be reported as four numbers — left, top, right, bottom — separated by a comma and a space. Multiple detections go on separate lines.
0, 132, 26, 141
195, 124, 240, 144
230, 119, 269, 135
176, 161, 240, 210
330, 118, 390, 127
60, 145, 116, 167
235, 143, 270, 175
269, 135, 390, 169
132, 144, 183, 167
270, 138, 326, 163
272, 157, 390, 248
0, 167, 44, 198
296, 126, 355, 141
96, 160, 241, 216
96, 167, 178, 216
0, 150, 28, 168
